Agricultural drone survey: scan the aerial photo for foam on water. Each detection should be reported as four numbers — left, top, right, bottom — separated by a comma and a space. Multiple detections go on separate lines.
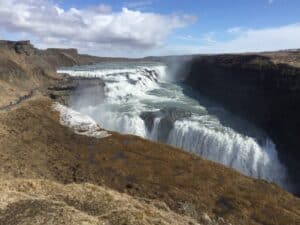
53, 103, 111, 138
58, 61, 290, 190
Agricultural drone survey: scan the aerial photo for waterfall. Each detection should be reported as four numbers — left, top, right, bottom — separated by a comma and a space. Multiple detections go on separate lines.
148, 117, 162, 140
167, 119, 286, 184
58, 61, 290, 191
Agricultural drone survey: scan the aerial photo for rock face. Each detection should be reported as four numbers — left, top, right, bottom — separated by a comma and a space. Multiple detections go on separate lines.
184, 53, 300, 194
0, 40, 37, 55
48, 77, 105, 106
141, 107, 191, 141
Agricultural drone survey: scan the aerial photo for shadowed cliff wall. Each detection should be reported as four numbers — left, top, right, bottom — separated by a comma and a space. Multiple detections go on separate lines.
184, 54, 300, 194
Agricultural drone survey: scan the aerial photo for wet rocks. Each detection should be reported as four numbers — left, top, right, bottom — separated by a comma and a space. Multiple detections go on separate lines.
141, 107, 191, 142
48, 77, 105, 106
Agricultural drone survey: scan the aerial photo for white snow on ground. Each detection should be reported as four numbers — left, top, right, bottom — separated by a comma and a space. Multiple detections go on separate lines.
53, 103, 111, 139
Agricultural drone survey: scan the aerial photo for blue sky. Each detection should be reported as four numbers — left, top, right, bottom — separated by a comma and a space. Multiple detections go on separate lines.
0, 0, 300, 56
62, 0, 300, 27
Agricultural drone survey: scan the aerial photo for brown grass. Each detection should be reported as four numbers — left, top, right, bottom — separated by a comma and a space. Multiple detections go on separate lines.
0, 179, 202, 225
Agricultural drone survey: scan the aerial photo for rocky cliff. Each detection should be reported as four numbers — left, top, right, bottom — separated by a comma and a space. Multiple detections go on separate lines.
184, 52, 300, 194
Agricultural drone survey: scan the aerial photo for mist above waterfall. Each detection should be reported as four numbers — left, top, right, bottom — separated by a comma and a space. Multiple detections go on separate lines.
58, 61, 292, 191
161, 56, 193, 82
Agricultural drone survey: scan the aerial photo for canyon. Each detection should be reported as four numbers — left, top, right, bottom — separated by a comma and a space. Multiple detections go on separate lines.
0, 41, 299, 225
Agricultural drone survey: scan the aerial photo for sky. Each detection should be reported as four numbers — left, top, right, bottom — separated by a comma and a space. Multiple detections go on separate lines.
0, 0, 300, 57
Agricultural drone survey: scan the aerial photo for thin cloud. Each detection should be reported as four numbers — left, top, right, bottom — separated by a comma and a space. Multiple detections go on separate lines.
227, 27, 246, 34
124, 0, 153, 10
177, 35, 199, 42
157, 23, 300, 56
201, 32, 217, 44
219, 23, 300, 52
177, 32, 217, 44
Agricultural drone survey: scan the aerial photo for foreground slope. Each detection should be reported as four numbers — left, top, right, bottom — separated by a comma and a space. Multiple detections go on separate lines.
0, 179, 201, 225
0, 96, 299, 225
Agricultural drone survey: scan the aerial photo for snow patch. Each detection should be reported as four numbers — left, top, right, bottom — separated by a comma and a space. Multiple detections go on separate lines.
53, 103, 111, 139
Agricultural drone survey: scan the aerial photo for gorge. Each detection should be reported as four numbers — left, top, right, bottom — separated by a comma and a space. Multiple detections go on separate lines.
58, 59, 295, 193
0, 41, 299, 225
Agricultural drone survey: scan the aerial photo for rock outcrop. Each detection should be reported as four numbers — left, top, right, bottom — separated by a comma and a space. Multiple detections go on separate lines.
141, 107, 191, 141
0, 40, 37, 55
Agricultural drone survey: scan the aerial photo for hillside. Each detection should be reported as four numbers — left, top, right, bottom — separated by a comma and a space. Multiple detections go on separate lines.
0, 179, 202, 225
0, 40, 132, 109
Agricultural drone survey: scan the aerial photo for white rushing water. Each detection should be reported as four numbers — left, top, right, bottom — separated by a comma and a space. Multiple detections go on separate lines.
58, 61, 289, 189
53, 103, 111, 139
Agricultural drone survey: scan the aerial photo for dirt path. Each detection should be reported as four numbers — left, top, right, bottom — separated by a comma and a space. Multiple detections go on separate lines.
0, 88, 38, 112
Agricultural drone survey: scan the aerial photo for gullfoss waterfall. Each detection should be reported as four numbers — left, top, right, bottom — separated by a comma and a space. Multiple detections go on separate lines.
58, 62, 290, 190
